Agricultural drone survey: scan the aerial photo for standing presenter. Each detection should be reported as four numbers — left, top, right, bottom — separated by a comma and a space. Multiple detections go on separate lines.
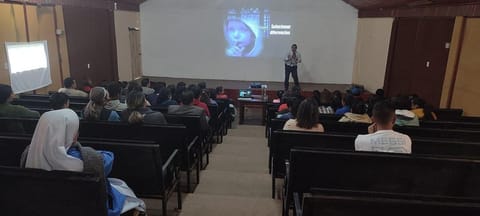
284, 44, 301, 91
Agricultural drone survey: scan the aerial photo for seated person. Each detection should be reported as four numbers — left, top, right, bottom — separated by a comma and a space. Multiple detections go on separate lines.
315, 89, 335, 114
272, 90, 284, 103
198, 82, 207, 90
191, 86, 211, 117
83, 87, 120, 122
338, 100, 372, 124
283, 99, 324, 132
121, 91, 166, 124
22, 109, 146, 215
216, 86, 228, 99
156, 87, 178, 106
58, 77, 89, 97
355, 101, 412, 154
200, 89, 217, 105
277, 98, 301, 120
168, 90, 209, 130
335, 93, 354, 115
392, 96, 419, 126
49, 92, 69, 110
411, 97, 437, 120
105, 82, 128, 112
0, 84, 40, 118
141, 78, 154, 95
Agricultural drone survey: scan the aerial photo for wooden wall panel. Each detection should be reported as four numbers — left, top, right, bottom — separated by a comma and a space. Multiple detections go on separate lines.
0, 3, 27, 86
63, 6, 118, 85
359, 3, 480, 17
451, 18, 480, 116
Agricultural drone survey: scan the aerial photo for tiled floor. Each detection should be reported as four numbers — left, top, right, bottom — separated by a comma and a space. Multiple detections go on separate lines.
144, 124, 281, 216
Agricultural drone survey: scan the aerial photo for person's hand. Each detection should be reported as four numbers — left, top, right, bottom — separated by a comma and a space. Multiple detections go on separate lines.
368, 123, 377, 134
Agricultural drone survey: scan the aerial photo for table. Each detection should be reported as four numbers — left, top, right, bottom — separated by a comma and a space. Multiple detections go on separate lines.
237, 98, 268, 125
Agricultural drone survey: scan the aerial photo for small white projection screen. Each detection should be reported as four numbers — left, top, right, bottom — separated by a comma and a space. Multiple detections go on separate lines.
5, 41, 52, 93
141, 0, 357, 84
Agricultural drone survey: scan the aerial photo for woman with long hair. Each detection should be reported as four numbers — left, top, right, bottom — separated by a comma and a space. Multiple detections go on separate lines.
283, 98, 324, 132
83, 87, 120, 121
121, 91, 167, 125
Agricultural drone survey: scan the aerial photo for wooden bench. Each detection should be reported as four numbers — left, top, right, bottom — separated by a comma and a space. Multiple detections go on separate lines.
297, 188, 480, 216
0, 165, 107, 216
270, 130, 480, 198
285, 149, 480, 215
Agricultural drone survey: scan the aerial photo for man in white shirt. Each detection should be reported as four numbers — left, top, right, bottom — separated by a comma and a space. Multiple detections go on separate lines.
284, 44, 301, 91
355, 101, 412, 154
58, 77, 88, 98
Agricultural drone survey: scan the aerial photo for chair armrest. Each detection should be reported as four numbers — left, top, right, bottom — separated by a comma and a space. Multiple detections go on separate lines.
162, 149, 180, 175
293, 192, 303, 216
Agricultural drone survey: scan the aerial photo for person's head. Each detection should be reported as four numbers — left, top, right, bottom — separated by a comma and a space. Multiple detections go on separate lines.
376, 89, 385, 97
391, 96, 411, 110
372, 101, 396, 128
157, 87, 172, 104
411, 97, 426, 109
84, 87, 109, 121
291, 44, 297, 52
198, 82, 207, 90
26, 109, 82, 171
0, 84, 14, 104
351, 101, 367, 115
291, 86, 302, 98
276, 90, 285, 99
49, 93, 69, 110
290, 98, 302, 119
312, 90, 321, 105
216, 86, 225, 95
176, 82, 186, 89
181, 90, 195, 105
126, 91, 147, 124
106, 82, 122, 100
141, 78, 150, 87
200, 89, 211, 104
190, 86, 201, 99
63, 77, 76, 89
296, 99, 320, 129
127, 81, 142, 94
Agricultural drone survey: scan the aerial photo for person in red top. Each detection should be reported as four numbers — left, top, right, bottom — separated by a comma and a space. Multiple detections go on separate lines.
192, 86, 211, 117
216, 86, 228, 99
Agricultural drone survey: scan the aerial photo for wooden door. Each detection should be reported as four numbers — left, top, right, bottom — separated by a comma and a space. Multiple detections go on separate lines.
385, 18, 454, 107
63, 6, 118, 85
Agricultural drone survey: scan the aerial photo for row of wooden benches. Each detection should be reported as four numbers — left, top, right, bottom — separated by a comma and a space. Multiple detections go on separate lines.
0, 113, 232, 216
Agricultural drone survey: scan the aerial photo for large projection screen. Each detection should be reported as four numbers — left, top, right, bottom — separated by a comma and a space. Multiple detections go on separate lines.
141, 0, 357, 84
5, 41, 52, 93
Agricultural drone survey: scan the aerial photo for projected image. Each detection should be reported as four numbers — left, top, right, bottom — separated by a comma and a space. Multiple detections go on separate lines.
224, 8, 267, 57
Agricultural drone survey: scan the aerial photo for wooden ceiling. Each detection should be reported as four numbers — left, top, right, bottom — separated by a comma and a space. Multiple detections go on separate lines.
343, 0, 480, 10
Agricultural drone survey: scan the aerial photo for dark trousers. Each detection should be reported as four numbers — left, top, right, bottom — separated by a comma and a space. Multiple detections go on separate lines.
284, 64, 299, 90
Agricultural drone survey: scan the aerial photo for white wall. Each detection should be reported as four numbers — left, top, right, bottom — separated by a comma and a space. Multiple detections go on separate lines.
114, 10, 140, 81
140, 0, 358, 84
352, 18, 393, 92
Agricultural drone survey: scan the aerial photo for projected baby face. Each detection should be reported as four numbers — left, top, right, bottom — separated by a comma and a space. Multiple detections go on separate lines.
225, 20, 256, 57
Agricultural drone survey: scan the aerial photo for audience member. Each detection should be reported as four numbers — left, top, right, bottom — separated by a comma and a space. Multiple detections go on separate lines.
338, 100, 372, 123
121, 91, 167, 125
49, 92, 69, 110
141, 78, 154, 95
317, 89, 334, 114
22, 109, 146, 215
331, 90, 343, 110
392, 96, 419, 126
173, 84, 186, 104
283, 99, 324, 132
191, 86, 211, 117
367, 89, 386, 116
355, 101, 412, 154
83, 87, 120, 122
216, 86, 228, 99
0, 84, 40, 118
81, 79, 94, 93
168, 90, 209, 130
335, 94, 354, 115
198, 82, 207, 90
105, 82, 128, 112
58, 77, 89, 97
411, 97, 437, 120
277, 98, 301, 120
156, 87, 178, 106
272, 90, 284, 103
127, 81, 142, 94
